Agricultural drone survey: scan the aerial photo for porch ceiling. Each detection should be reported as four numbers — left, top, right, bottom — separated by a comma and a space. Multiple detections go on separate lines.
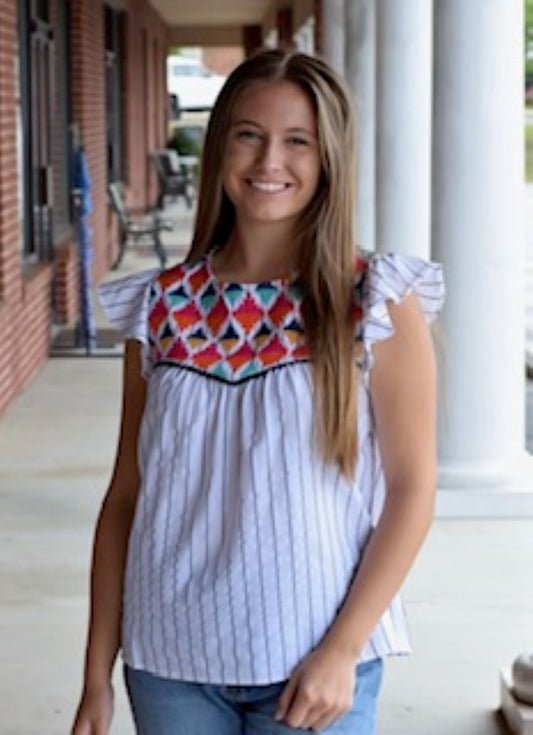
149, 0, 275, 27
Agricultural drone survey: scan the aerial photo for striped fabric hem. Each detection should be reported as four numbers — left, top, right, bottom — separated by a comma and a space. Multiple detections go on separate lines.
98, 268, 160, 376
361, 253, 445, 376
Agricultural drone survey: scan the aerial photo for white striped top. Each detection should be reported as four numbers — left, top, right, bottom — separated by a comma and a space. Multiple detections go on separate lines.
99, 251, 445, 685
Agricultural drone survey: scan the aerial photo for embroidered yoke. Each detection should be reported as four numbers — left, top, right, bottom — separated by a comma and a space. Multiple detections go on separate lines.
99, 251, 446, 685
148, 255, 364, 382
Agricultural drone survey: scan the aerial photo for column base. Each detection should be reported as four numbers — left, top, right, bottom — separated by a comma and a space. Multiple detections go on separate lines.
436, 453, 533, 518
500, 670, 533, 735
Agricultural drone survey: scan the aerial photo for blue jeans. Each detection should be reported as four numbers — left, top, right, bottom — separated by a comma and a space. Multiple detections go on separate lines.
124, 659, 383, 734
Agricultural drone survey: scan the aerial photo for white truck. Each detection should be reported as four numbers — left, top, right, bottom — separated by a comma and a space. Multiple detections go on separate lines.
167, 54, 226, 115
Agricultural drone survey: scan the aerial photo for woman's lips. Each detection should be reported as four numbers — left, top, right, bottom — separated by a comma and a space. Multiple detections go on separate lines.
246, 179, 292, 192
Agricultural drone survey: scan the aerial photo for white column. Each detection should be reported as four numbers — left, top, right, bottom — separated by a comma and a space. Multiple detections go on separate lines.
345, 0, 376, 252
321, 0, 345, 76
375, 0, 433, 257
433, 0, 532, 509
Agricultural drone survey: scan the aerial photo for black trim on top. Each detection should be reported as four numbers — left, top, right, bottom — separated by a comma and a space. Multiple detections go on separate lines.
153, 357, 312, 386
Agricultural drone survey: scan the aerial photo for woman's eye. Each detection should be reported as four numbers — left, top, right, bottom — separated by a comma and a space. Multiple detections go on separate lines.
237, 129, 259, 140
287, 137, 309, 146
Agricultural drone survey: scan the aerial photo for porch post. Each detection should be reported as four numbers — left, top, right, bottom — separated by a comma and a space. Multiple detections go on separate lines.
345, 0, 376, 251
433, 0, 532, 511
318, 0, 345, 75
243, 25, 263, 57
277, 7, 295, 49
375, 0, 433, 257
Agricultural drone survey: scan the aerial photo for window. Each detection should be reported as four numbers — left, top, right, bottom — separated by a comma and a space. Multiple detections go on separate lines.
105, 5, 124, 183
50, 0, 72, 243
18, 0, 72, 260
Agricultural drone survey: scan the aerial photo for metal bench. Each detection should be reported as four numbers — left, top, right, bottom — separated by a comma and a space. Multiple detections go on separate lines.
107, 182, 172, 270
150, 149, 197, 210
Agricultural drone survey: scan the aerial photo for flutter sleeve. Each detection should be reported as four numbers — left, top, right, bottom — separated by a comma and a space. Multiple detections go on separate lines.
360, 252, 446, 377
98, 268, 160, 377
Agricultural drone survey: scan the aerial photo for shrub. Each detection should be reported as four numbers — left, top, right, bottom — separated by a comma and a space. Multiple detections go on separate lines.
167, 127, 203, 158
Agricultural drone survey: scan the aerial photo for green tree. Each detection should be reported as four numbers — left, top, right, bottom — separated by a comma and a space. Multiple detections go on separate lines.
525, 0, 533, 83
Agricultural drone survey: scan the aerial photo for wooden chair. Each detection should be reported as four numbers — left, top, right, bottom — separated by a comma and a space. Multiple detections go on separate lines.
150, 149, 196, 210
107, 182, 172, 270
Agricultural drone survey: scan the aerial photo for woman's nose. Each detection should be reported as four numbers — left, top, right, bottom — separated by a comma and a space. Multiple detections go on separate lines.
256, 138, 284, 170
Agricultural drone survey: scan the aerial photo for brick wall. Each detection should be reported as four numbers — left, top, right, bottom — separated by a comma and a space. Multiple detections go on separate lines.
49, 0, 79, 327
0, 0, 54, 414
0, 0, 21, 307
123, 0, 169, 211
0, 0, 170, 415
71, 0, 108, 282
53, 244, 79, 323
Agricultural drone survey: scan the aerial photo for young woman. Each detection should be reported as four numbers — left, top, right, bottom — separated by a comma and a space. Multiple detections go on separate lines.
72, 49, 445, 734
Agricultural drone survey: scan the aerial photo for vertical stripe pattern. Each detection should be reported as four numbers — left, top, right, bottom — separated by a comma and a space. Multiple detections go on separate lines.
99, 252, 445, 685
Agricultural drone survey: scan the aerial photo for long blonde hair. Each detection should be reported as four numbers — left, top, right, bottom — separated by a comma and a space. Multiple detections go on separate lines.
187, 49, 359, 478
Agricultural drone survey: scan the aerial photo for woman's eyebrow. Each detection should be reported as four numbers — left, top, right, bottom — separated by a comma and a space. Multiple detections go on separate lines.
231, 118, 261, 127
231, 119, 316, 136
285, 126, 316, 135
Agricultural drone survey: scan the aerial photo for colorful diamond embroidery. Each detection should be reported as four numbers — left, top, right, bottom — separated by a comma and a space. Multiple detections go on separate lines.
167, 285, 189, 308
150, 297, 168, 334
147, 256, 368, 383
193, 343, 223, 369
293, 344, 309, 360
284, 319, 305, 345
159, 322, 175, 354
205, 297, 229, 336
158, 265, 184, 290
199, 283, 217, 312
220, 324, 241, 354
224, 283, 245, 308
255, 282, 278, 307
189, 265, 210, 294
172, 301, 202, 331
227, 343, 255, 371
269, 292, 294, 326
187, 327, 208, 351
160, 335, 175, 354
233, 293, 264, 331
258, 335, 287, 366
160, 322, 174, 339
253, 323, 273, 350
167, 337, 188, 361
239, 359, 262, 380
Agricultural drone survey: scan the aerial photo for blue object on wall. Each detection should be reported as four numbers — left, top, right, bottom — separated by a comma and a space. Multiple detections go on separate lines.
72, 146, 96, 353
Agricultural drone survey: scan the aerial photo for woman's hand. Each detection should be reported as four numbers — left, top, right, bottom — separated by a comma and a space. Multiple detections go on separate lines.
275, 642, 357, 731
71, 681, 114, 735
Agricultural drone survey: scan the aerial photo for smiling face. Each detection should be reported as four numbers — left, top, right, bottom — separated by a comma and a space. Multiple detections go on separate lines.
221, 80, 322, 236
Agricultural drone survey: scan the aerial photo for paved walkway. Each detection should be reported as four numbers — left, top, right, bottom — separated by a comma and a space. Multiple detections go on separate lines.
0, 198, 532, 733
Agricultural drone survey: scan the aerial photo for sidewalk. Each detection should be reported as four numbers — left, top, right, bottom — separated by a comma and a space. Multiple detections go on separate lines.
0, 200, 532, 734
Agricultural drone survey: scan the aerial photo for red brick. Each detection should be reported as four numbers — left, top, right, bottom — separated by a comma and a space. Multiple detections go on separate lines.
0, 0, 171, 414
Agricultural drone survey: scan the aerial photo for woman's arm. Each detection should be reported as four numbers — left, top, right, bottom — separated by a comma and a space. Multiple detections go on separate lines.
321, 290, 437, 657
72, 340, 146, 734
276, 292, 437, 730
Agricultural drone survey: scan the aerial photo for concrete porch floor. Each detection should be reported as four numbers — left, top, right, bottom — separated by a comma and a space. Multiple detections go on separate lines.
1, 200, 532, 734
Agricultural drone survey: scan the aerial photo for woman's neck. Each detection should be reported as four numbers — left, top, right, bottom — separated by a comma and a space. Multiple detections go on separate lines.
213, 220, 301, 283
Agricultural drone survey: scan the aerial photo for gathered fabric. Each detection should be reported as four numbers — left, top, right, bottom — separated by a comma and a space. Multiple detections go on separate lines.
98, 251, 445, 685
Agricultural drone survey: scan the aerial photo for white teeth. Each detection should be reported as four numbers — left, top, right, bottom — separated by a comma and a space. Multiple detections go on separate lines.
250, 181, 288, 192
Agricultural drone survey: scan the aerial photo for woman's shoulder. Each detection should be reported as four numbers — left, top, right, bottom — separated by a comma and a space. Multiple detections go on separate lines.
354, 248, 446, 374
357, 249, 445, 312
98, 267, 161, 334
